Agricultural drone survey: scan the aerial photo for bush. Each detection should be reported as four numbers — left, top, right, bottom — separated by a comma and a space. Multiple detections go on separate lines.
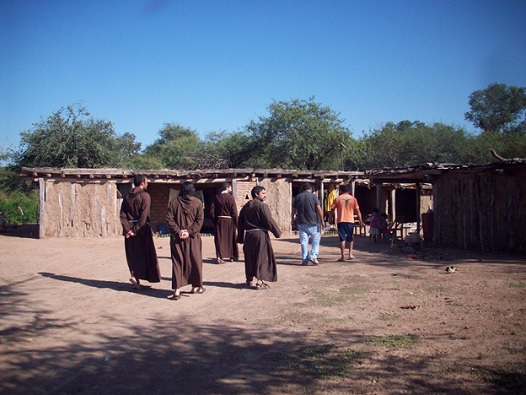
0, 190, 39, 224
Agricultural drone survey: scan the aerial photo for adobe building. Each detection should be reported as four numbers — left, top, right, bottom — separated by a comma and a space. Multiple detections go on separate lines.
20, 167, 364, 239
23, 161, 523, 255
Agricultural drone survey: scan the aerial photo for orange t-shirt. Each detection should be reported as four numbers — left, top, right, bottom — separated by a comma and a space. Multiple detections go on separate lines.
330, 193, 359, 224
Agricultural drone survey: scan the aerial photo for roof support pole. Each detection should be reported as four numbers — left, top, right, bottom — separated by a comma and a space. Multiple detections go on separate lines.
416, 182, 422, 233
38, 178, 45, 239
376, 182, 382, 211
390, 188, 396, 222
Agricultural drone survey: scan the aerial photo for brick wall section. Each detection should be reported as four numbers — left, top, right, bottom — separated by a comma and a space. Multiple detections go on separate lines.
148, 184, 172, 233
233, 180, 257, 210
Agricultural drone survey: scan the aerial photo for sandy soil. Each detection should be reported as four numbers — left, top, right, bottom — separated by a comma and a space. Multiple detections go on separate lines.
1, 226, 525, 395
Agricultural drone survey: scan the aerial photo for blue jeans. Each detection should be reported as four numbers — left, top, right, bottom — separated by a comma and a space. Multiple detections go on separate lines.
298, 223, 321, 262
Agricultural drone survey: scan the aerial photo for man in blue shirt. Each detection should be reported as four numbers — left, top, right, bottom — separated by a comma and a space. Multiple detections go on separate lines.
291, 183, 325, 265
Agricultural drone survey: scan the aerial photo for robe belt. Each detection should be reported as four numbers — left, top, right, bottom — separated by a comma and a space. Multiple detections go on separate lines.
129, 220, 150, 225
217, 216, 232, 219
245, 228, 268, 233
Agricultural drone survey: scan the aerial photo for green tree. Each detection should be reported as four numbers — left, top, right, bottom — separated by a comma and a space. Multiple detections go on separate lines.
0, 146, 9, 162
359, 122, 404, 168
14, 104, 141, 169
360, 121, 473, 168
246, 98, 353, 170
128, 154, 165, 170
202, 130, 263, 169
143, 123, 204, 169
465, 83, 526, 134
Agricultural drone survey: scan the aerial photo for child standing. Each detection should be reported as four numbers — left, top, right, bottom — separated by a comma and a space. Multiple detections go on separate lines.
368, 208, 380, 243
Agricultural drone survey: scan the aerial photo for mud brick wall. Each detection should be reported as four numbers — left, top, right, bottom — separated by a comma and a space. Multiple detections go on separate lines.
259, 177, 292, 235
40, 179, 121, 238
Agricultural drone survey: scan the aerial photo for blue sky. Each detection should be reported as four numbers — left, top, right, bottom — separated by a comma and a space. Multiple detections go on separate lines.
1, 0, 525, 152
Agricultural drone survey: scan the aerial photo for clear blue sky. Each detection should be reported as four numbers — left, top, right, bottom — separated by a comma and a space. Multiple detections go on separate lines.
1, 0, 525, 152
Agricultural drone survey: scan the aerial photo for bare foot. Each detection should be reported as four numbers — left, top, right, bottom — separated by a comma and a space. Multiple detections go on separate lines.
349, 255, 355, 260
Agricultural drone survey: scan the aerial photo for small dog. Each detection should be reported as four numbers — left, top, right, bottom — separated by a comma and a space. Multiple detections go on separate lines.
445, 265, 457, 274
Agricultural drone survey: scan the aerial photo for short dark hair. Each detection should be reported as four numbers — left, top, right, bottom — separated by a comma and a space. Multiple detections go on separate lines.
220, 182, 231, 192
339, 184, 351, 193
133, 175, 146, 187
179, 181, 195, 198
251, 186, 265, 198
301, 183, 312, 192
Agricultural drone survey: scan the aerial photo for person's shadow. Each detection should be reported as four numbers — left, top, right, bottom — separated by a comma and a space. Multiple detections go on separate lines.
38, 272, 172, 299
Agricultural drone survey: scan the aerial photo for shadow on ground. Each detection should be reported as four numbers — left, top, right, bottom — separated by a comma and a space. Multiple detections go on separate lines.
2, 276, 525, 395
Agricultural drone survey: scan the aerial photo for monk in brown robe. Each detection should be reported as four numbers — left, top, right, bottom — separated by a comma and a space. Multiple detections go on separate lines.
119, 175, 161, 289
166, 181, 204, 300
237, 186, 281, 290
209, 182, 239, 263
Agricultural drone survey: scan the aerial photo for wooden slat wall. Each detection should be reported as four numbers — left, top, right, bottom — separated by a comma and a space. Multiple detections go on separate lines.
434, 166, 526, 254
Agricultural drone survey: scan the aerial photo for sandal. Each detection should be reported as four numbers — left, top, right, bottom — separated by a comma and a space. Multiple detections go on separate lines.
167, 293, 181, 300
337, 257, 345, 262
129, 277, 140, 289
255, 281, 270, 290
191, 287, 206, 294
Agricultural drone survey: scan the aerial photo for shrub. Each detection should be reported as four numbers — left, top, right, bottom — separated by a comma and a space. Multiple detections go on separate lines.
0, 190, 39, 224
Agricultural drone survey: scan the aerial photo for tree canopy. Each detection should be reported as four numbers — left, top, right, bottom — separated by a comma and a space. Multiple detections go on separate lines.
142, 123, 204, 169
14, 105, 141, 169
465, 83, 526, 134
359, 121, 473, 168
245, 98, 353, 170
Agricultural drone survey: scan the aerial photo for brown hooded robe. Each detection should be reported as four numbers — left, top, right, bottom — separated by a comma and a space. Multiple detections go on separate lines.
119, 187, 161, 283
166, 195, 204, 290
237, 199, 281, 282
209, 192, 239, 261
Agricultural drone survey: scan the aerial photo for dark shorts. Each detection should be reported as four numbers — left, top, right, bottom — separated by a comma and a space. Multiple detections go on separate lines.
337, 222, 355, 242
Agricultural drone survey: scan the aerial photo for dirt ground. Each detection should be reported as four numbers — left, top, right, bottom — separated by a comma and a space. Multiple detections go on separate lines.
1, 226, 525, 395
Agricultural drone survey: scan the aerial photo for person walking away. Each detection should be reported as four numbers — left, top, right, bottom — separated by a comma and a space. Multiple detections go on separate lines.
209, 182, 239, 264
330, 184, 364, 261
237, 186, 281, 290
166, 181, 205, 300
291, 183, 325, 265
119, 175, 161, 289
368, 208, 380, 243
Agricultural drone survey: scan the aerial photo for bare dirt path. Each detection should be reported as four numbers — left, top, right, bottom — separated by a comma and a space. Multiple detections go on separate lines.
1, 229, 525, 394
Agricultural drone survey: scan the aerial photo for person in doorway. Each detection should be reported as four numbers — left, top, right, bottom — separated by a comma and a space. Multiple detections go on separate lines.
291, 183, 325, 265
209, 182, 239, 263
166, 181, 205, 300
237, 186, 281, 290
330, 184, 364, 261
119, 175, 161, 289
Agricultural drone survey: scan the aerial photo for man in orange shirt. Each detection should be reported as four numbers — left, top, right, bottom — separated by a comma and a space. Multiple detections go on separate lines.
330, 184, 364, 261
